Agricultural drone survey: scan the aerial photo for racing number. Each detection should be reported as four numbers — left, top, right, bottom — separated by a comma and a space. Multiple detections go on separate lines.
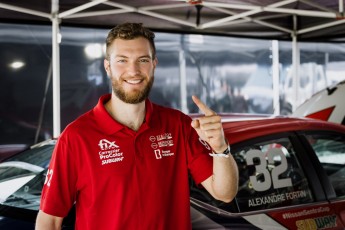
44, 169, 53, 187
246, 148, 292, 192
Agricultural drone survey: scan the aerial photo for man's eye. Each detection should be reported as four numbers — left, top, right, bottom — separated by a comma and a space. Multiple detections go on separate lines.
139, 59, 150, 63
117, 59, 126, 63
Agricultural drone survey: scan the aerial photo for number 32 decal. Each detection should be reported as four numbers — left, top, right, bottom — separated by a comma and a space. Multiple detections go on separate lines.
246, 148, 292, 192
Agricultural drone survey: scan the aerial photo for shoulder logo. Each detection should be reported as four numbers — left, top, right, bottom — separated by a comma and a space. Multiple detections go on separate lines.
198, 137, 211, 150
98, 139, 124, 165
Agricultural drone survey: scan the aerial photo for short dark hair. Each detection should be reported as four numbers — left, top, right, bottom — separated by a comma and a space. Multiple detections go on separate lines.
105, 22, 156, 60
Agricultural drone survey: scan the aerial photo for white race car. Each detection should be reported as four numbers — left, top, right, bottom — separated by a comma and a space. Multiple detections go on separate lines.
293, 80, 345, 125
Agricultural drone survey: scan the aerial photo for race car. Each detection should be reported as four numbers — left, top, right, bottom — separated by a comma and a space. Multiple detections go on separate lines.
0, 114, 345, 229
293, 80, 345, 125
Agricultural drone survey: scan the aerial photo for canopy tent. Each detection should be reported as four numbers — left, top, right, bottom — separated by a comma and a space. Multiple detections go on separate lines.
1, 0, 345, 136
1, 0, 345, 40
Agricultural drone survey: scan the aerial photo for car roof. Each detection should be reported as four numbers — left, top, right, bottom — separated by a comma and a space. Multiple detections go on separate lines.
191, 113, 345, 145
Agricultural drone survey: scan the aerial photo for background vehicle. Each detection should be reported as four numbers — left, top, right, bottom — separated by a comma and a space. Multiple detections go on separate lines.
1, 115, 345, 229
293, 80, 345, 125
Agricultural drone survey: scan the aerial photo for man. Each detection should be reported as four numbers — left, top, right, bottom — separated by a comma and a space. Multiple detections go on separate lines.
36, 22, 238, 230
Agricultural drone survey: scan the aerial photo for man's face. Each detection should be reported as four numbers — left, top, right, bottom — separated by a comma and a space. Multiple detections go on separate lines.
104, 37, 157, 104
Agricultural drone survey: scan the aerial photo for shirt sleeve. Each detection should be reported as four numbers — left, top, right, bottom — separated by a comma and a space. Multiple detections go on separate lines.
185, 116, 213, 185
40, 134, 78, 217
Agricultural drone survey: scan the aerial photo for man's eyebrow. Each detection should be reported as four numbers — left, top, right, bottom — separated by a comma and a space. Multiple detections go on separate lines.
115, 55, 128, 58
114, 55, 151, 59
138, 55, 152, 59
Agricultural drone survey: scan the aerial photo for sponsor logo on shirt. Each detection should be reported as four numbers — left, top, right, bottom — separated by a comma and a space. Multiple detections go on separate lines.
98, 139, 124, 165
198, 137, 211, 150
149, 133, 174, 159
98, 139, 119, 150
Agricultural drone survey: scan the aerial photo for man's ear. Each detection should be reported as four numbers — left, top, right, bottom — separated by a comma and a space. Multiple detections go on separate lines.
104, 58, 110, 75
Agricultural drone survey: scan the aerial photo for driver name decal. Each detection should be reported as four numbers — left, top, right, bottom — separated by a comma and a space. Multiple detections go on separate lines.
249, 190, 308, 207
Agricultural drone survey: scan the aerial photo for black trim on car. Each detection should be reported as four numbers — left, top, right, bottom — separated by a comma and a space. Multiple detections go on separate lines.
296, 130, 344, 200
0, 205, 37, 222
289, 132, 327, 201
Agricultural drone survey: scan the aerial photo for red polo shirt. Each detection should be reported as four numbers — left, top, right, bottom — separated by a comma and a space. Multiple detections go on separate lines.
40, 94, 213, 230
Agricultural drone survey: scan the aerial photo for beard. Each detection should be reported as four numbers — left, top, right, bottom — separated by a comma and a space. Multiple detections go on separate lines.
111, 74, 154, 104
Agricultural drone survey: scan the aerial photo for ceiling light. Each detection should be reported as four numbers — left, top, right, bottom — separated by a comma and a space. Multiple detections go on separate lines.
84, 43, 103, 59
9, 61, 25, 69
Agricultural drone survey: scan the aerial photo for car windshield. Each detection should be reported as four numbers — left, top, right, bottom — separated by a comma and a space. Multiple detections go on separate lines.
0, 142, 54, 210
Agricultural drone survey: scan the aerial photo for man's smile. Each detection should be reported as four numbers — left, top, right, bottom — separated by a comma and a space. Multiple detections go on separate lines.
125, 79, 143, 84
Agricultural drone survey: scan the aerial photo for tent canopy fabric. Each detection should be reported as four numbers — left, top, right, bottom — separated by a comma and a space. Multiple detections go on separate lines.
1, 0, 345, 41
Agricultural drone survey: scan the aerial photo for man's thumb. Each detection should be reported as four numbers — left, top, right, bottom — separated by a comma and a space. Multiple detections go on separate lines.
191, 119, 200, 129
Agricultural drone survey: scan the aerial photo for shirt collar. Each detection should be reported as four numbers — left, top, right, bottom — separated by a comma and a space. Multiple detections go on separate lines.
93, 94, 153, 135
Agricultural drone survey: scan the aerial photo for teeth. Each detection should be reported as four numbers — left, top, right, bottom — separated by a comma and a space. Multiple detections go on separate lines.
126, 79, 142, 84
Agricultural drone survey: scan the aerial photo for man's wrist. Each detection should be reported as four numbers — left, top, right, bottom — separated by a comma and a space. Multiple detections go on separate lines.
209, 145, 231, 158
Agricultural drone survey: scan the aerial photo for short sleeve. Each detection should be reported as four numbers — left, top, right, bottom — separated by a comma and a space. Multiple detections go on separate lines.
185, 117, 213, 185
40, 135, 77, 217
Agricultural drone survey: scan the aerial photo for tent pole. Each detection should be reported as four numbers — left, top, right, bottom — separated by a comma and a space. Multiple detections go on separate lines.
52, 0, 61, 137
340, 0, 344, 14
292, 15, 300, 112
272, 40, 280, 115
179, 35, 188, 113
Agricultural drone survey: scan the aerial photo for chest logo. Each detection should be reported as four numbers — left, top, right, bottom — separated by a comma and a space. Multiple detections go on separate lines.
98, 139, 124, 165
98, 139, 119, 150
149, 133, 174, 159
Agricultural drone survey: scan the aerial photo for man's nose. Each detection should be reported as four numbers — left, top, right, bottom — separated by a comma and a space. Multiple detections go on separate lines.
127, 61, 141, 75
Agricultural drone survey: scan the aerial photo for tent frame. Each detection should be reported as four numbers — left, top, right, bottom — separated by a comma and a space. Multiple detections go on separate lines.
1, 0, 345, 136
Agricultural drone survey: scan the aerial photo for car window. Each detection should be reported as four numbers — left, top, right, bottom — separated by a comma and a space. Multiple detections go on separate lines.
233, 136, 314, 212
306, 133, 345, 198
190, 135, 315, 214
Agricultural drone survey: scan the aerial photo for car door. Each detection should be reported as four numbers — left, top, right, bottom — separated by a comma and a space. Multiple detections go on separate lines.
190, 132, 345, 229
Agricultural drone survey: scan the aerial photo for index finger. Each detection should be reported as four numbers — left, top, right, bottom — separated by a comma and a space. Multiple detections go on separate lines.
192, 95, 216, 116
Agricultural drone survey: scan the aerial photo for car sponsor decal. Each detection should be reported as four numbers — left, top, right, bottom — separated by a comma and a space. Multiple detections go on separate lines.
268, 204, 343, 230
